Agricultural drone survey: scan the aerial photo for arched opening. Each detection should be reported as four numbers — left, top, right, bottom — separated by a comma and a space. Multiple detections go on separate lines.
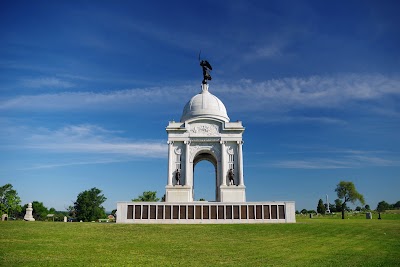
193, 152, 218, 201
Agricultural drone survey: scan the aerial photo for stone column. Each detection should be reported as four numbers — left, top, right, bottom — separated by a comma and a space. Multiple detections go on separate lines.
237, 141, 244, 186
167, 141, 173, 186
184, 140, 191, 186
220, 141, 226, 186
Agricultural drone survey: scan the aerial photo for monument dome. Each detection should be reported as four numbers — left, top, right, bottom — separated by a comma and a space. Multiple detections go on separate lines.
180, 84, 230, 122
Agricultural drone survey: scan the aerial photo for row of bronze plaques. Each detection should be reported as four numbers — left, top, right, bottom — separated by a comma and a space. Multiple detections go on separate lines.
127, 204, 285, 220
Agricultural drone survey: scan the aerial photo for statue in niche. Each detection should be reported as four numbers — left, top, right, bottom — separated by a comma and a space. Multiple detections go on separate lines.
175, 169, 181, 185
228, 169, 235, 185
200, 59, 212, 84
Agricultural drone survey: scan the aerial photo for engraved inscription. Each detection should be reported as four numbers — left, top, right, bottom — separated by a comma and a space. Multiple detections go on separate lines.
190, 123, 219, 136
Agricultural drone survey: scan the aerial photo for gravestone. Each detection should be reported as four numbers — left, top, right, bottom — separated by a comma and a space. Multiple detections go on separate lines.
24, 203, 35, 221
366, 212, 372, 219
2, 214, 8, 221
64, 216, 67, 222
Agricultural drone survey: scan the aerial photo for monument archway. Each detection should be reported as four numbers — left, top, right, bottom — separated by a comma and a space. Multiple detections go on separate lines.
165, 84, 246, 202
193, 152, 218, 201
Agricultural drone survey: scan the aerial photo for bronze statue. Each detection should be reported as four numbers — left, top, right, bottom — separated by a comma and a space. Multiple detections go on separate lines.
175, 169, 181, 185
200, 59, 212, 84
228, 169, 235, 185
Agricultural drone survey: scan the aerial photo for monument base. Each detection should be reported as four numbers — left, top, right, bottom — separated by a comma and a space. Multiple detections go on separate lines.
116, 201, 296, 224
219, 185, 246, 202
165, 185, 192, 202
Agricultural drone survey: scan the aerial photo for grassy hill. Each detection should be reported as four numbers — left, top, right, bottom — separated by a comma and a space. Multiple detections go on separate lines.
1, 214, 399, 266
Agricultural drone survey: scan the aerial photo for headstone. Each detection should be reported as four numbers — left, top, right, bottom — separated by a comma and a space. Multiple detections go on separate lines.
2, 214, 8, 221
24, 203, 36, 221
366, 212, 372, 219
309, 213, 313, 218
64, 216, 67, 222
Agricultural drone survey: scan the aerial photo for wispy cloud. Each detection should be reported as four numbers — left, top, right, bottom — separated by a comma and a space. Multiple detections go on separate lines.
0, 86, 194, 111
21, 77, 75, 89
215, 73, 400, 110
264, 148, 400, 169
5, 124, 166, 160
1, 73, 399, 120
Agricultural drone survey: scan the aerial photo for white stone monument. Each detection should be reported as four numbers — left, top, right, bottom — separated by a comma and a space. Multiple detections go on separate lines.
165, 83, 246, 202
116, 62, 296, 224
24, 203, 35, 221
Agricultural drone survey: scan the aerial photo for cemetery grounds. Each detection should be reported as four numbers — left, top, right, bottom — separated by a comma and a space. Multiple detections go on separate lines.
1, 212, 399, 266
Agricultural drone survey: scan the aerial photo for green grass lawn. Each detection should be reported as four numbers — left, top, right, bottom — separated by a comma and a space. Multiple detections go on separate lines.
1, 214, 400, 266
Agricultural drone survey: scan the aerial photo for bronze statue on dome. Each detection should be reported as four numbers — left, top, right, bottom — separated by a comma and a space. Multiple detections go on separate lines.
199, 52, 212, 84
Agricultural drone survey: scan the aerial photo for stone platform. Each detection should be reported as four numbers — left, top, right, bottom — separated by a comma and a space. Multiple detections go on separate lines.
116, 201, 295, 224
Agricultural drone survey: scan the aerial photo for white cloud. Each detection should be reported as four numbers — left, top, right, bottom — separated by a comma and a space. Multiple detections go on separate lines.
265, 149, 400, 169
215, 73, 400, 110
21, 77, 75, 89
9, 124, 166, 159
0, 86, 194, 111
1, 73, 399, 120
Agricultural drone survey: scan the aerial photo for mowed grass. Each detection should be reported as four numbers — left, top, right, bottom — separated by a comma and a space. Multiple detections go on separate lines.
1, 215, 400, 266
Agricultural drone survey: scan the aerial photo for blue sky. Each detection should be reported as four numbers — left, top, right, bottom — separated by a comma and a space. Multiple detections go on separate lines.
1, 0, 399, 212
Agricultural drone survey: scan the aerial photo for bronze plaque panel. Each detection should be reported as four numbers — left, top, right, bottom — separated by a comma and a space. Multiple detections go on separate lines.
256, 205, 262, 219
233, 205, 240, 219
165, 205, 171, 219
218, 205, 224, 219
142, 205, 148, 219
241, 205, 247, 219
279, 205, 285, 219
180, 205, 186, 219
188, 206, 194, 219
173, 205, 179, 219
248, 205, 255, 219
195, 206, 202, 219
150, 205, 156, 219
271, 205, 278, 219
157, 206, 164, 219
203, 205, 209, 219
211, 206, 217, 219
226, 205, 232, 219
135, 205, 141, 219
263, 205, 270, 219
127, 205, 133, 219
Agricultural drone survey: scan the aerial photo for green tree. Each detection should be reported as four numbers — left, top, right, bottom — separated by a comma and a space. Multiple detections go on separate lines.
364, 204, 370, 210
335, 181, 365, 219
74, 187, 107, 222
393, 201, 400, 209
317, 199, 326, 214
31, 201, 49, 220
132, 191, 159, 202
0, 184, 22, 217
334, 199, 343, 212
376, 201, 390, 212
300, 209, 307, 214
329, 203, 336, 212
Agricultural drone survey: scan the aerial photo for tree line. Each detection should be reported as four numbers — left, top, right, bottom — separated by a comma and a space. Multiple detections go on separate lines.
1, 183, 164, 222
297, 181, 400, 218
0, 184, 68, 221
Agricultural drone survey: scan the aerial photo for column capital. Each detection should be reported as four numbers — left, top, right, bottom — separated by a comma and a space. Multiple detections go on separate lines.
184, 140, 191, 145
237, 140, 244, 145
220, 140, 226, 145
167, 141, 174, 145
